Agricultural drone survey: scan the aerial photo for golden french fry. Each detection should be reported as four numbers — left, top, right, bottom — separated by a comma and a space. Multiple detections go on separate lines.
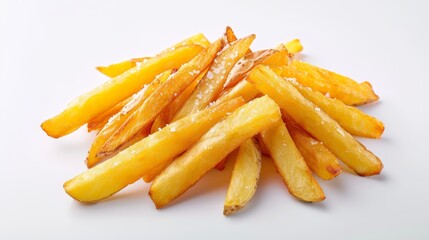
284, 39, 303, 54
149, 96, 281, 208
224, 26, 252, 53
247, 65, 383, 176
287, 79, 384, 138
224, 138, 261, 215
41, 44, 204, 138
284, 117, 342, 180
86, 74, 164, 167
260, 120, 325, 202
63, 97, 245, 203
281, 61, 379, 106
172, 34, 255, 121
98, 39, 224, 156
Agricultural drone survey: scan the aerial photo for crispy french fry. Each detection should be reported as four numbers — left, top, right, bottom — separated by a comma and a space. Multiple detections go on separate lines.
247, 65, 383, 176
224, 138, 261, 215
88, 70, 172, 133
284, 39, 303, 54
172, 35, 255, 121
98, 39, 224, 157
149, 96, 281, 208
284, 117, 342, 180
41, 44, 204, 138
281, 60, 379, 106
63, 97, 245, 203
86, 74, 165, 167
260, 120, 325, 202
287, 79, 384, 138
224, 26, 252, 53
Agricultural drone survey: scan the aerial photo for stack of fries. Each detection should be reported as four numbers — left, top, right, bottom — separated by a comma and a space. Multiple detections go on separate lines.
41, 27, 384, 215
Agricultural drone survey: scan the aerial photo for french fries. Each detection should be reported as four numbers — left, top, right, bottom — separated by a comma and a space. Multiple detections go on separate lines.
261, 120, 325, 202
224, 138, 261, 215
172, 34, 255, 121
42, 28, 384, 215
280, 61, 379, 106
97, 39, 224, 157
41, 44, 204, 138
287, 79, 384, 138
247, 65, 383, 176
64, 97, 244, 203
149, 96, 281, 208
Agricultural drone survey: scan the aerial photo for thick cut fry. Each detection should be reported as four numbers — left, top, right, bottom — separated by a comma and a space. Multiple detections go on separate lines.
88, 70, 172, 132
285, 119, 342, 180
224, 26, 252, 53
149, 96, 281, 208
41, 44, 204, 138
285, 39, 303, 54
98, 39, 224, 156
86, 76, 164, 167
248, 66, 383, 176
281, 61, 379, 105
260, 120, 325, 202
63, 98, 245, 203
287, 79, 384, 138
172, 35, 255, 121
216, 80, 260, 104
224, 138, 261, 215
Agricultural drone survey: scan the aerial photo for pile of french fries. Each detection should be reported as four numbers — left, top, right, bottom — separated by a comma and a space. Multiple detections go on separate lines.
41, 27, 384, 215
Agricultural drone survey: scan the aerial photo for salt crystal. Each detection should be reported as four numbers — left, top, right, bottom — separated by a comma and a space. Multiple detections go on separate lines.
315, 107, 321, 112
170, 127, 176, 132
207, 71, 214, 79
196, 93, 203, 99
325, 92, 331, 98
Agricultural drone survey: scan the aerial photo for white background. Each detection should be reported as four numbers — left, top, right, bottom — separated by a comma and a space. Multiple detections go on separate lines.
1, 0, 428, 239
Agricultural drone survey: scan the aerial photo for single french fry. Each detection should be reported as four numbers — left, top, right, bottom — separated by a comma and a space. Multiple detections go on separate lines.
260, 120, 325, 202
224, 138, 262, 215
224, 26, 252, 53
247, 65, 383, 176
282, 60, 379, 105
88, 70, 172, 133
41, 44, 204, 138
284, 39, 303, 54
63, 97, 245, 203
98, 39, 224, 156
149, 96, 281, 208
284, 118, 342, 180
172, 34, 255, 121
86, 75, 164, 167
287, 79, 384, 138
